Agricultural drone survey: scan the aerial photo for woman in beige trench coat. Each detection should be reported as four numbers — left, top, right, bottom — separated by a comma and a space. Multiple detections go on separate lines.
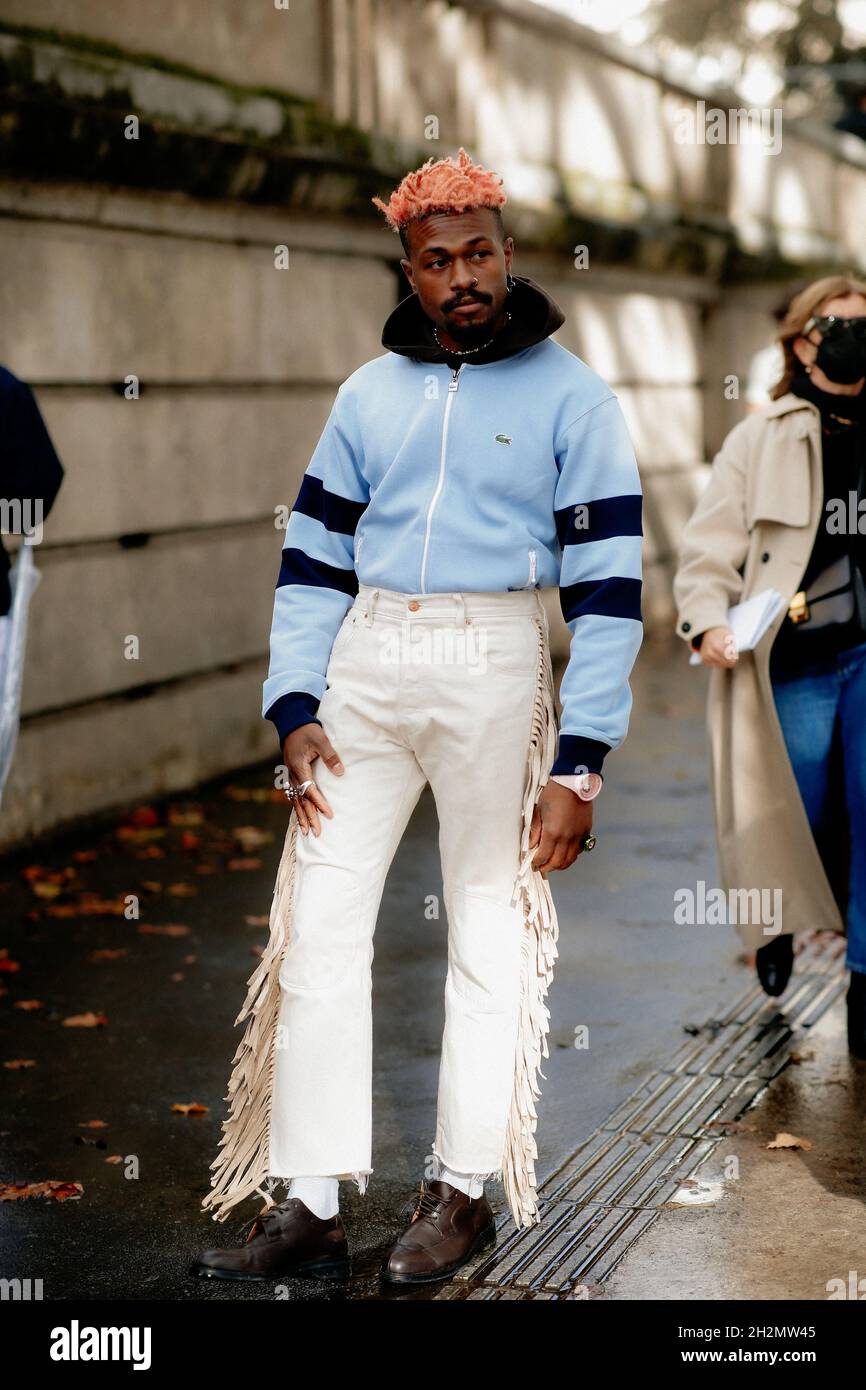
673, 275, 866, 1057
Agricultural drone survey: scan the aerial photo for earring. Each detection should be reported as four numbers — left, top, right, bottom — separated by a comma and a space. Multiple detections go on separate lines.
806, 365, 812, 374
506, 273, 515, 292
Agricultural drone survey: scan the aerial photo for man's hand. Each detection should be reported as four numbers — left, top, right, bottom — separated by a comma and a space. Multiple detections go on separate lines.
282, 723, 344, 836
696, 624, 738, 668
529, 780, 593, 873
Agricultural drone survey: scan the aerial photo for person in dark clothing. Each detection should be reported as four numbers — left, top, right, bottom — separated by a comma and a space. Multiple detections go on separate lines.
834, 90, 866, 142
675, 276, 866, 1057
0, 366, 64, 613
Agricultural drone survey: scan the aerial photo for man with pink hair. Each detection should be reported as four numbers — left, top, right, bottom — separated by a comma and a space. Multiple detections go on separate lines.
194, 148, 643, 1287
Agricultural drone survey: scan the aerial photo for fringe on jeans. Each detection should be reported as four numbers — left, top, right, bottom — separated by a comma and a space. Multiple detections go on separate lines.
201, 817, 299, 1222
201, 816, 373, 1222
501, 612, 560, 1230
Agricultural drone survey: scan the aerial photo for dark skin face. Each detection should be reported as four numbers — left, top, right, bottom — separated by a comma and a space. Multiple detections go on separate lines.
400, 207, 514, 353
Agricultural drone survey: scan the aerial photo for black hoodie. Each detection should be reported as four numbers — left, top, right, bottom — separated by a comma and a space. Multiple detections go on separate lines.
381, 274, 565, 368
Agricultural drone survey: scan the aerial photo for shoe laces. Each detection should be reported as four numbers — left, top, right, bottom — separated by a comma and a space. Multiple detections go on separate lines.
411, 1183, 445, 1223
240, 1202, 287, 1243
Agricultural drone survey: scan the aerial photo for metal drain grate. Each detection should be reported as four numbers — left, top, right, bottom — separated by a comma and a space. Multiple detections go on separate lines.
436, 931, 847, 1300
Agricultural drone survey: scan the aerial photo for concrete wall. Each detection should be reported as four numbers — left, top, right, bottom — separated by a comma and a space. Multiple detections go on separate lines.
1, 0, 865, 845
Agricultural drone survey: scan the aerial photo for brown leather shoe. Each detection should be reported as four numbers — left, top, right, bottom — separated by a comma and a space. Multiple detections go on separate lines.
191, 1198, 350, 1282
380, 1179, 496, 1285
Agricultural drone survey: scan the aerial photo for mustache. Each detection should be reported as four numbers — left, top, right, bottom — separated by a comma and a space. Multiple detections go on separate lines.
443, 292, 492, 311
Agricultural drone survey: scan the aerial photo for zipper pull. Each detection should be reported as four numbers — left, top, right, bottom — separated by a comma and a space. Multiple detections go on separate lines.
449, 367, 461, 392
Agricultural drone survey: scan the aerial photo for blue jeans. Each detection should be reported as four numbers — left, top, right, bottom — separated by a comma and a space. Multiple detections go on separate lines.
771, 638, 866, 974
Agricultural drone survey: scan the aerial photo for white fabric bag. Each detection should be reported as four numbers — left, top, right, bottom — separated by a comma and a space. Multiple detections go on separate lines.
0, 542, 42, 804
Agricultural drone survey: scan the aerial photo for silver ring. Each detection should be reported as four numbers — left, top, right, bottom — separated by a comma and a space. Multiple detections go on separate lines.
283, 785, 296, 799
296, 780, 314, 797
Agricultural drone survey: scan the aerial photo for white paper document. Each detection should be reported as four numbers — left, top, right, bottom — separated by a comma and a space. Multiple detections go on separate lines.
688, 588, 787, 666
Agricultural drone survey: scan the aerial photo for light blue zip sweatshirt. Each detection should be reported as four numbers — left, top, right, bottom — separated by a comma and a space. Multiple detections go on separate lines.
264, 278, 643, 777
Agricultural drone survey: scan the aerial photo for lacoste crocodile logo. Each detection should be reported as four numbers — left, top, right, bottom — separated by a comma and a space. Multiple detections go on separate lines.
495, 433, 512, 444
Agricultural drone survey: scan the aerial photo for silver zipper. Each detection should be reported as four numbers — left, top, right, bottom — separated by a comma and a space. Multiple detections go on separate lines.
355, 532, 364, 567
526, 548, 537, 586
420, 365, 461, 593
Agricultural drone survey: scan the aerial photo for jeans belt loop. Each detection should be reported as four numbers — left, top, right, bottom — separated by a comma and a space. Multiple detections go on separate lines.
453, 592, 466, 629
363, 589, 380, 627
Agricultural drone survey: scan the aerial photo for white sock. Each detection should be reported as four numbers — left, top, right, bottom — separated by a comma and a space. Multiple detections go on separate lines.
287, 1176, 339, 1219
434, 1162, 483, 1199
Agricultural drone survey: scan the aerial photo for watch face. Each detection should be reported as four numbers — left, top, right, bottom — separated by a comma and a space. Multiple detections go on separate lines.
578, 773, 603, 801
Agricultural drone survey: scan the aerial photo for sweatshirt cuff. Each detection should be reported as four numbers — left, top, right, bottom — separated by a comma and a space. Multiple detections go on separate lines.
550, 734, 612, 778
265, 691, 322, 749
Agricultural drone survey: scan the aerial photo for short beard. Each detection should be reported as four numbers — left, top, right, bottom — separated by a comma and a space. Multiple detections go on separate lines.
442, 306, 499, 345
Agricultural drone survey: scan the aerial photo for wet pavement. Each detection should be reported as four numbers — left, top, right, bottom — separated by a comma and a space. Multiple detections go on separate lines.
0, 630, 855, 1301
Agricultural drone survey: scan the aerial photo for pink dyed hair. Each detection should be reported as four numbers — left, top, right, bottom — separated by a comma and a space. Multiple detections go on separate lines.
372, 146, 506, 234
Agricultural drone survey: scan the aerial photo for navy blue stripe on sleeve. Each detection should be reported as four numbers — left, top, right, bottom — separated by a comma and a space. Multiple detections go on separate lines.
551, 735, 612, 777
276, 547, 359, 597
555, 494, 642, 548
293, 475, 367, 536
265, 690, 322, 747
560, 576, 642, 623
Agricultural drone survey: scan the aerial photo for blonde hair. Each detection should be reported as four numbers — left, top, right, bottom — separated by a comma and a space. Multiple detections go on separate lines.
771, 273, 866, 398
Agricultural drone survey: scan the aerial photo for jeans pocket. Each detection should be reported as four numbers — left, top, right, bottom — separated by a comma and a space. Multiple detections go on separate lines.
478, 615, 540, 673
328, 610, 362, 665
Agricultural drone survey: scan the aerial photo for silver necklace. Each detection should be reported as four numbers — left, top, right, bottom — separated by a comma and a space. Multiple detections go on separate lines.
434, 310, 511, 357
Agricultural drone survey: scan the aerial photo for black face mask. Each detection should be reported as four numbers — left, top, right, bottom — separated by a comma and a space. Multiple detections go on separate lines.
815, 323, 866, 385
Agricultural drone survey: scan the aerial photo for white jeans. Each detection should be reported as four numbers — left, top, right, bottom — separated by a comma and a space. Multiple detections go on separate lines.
266, 584, 557, 1211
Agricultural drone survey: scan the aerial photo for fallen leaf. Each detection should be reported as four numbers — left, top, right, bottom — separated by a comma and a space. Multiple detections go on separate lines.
227, 858, 263, 872
233, 826, 273, 850
170, 972, 184, 982
137, 924, 190, 937
31, 881, 62, 900
767, 1132, 812, 1151
194, 863, 218, 875
105, 1155, 123, 1165
130, 806, 160, 828
140, 881, 162, 894
706, 1120, 758, 1133
3, 1059, 37, 1069
0, 1181, 84, 1203
14, 1000, 43, 1011
134, 846, 166, 859
168, 808, 204, 827
180, 832, 201, 851
171, 1102, 208, 1117
167, 883, 197, 897
90, 949, 128, 962
72, 849, 98, 863
245, 915, 269, 928
24, 865, 77, 884
62, 1012, 108, 1028
46, 893, 129, 918
0, 956, 21, 974
78, 1120, 107, 1129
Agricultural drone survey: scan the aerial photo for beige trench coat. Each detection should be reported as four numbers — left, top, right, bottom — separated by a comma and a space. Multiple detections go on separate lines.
673, 392, 847, 954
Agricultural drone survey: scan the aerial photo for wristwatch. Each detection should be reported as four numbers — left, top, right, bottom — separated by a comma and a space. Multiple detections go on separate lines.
551, 771, 603, 801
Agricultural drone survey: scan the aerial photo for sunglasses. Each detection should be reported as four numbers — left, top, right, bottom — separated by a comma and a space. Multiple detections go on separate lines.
802, 314, 866, 339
